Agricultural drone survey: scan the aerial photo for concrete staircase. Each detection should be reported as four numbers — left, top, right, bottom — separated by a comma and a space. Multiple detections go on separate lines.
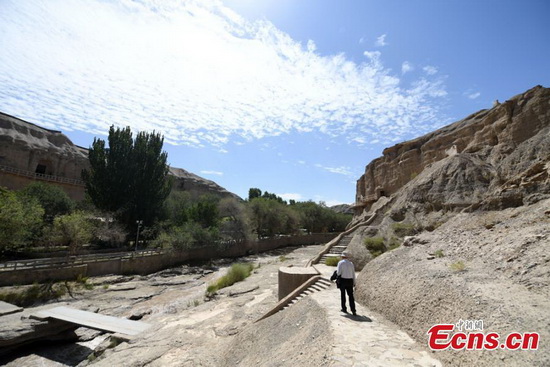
256, 276, 333, 322
317, 235, 353, 265
281, 277, 332, 310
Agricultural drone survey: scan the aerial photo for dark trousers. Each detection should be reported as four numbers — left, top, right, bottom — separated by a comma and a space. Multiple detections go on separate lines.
339, 278, 355, 313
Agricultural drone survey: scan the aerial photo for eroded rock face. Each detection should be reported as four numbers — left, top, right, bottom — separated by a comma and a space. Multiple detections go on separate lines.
354, 85, 550, 215
0, 112, 240, 201
0, 113, 90, 177
349, 86, 550, 367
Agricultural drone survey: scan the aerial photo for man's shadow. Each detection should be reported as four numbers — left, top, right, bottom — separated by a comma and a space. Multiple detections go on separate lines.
342, 313, 372, 322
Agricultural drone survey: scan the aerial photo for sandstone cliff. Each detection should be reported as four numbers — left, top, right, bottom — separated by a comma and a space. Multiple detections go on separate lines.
347, 85, 550, 366
0, 112, 240, 201
353, 85, 550, 221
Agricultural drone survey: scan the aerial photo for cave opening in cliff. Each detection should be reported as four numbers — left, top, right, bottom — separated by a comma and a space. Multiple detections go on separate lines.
35, 164, 47, 174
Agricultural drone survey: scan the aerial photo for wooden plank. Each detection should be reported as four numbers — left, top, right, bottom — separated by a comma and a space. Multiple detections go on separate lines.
30, 306, 151, 336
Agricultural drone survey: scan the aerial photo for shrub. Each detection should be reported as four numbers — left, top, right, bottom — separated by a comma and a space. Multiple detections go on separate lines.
50, 212, 94, 255
388, 239, 401, 251
0, 187, 45, 250
450, 261, 466, 272
153, 222, 220, 251
325, 256, 340, 266
76, 274, 94, 290
206, 262, 254, 295
19, 182, 74, 221
391, 222, 418, 237
434, 249, 445, 258
0, 282, 66, 307
364, 237, 386, 258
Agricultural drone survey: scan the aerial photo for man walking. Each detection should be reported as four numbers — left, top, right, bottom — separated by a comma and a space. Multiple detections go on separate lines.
337, 251, 356, 315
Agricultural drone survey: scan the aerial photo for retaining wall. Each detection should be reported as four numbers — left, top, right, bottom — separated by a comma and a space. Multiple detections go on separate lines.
0, 233, 338, 286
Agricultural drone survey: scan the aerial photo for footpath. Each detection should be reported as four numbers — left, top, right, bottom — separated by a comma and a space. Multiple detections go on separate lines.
312, 264, 442, 367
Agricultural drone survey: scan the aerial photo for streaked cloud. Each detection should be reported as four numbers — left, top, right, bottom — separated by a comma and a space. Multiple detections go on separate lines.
423, 65, 438, 75
467, 92, 481, 99
0, 0, 447, 148
375, 34, 388, 47
401, 61, 414, 74
315, 164, 353, 176
200, 170, 224, 176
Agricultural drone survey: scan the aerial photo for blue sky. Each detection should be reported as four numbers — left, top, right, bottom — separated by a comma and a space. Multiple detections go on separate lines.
0, 0, 548, 205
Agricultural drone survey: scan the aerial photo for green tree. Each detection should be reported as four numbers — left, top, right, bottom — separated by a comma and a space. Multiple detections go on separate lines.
248, 188, 262, 200
50, 212, 94, 255
293, 201, 330, 233
292, 201, 350, 233
247, 197, 299, 238
0, 187, 44, 250
219, 197, 252, 240
19, 182, 73, 222
163, 191, 192, 226
82, 126, 171, 230
187, 195, 219, 228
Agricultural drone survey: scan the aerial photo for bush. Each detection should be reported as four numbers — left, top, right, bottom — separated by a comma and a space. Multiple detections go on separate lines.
0, 282, 67, 307
206, 263, 254, 294
388, 239, 401, 251
50, 212, 94, 255
391, 222, 418, 237
19, 182, 74, 222
0, 187, 45, 250
450, 261, 466, 272
153, 220, 220, 251
325, 256, 340, 266
434, 249, 445, 258
364, 237, 386, 257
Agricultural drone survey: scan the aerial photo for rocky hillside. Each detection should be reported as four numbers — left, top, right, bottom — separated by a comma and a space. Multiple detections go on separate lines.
353, 85, 549, 221
0, 112, 239, 201
346, 85, 550, 366
329, 203, 353, 215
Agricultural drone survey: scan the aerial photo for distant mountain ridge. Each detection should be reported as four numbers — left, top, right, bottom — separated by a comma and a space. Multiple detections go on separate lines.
0, 112, 240, 201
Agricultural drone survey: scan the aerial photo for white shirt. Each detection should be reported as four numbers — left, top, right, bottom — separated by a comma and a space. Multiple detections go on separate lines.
337, 258, 355, 281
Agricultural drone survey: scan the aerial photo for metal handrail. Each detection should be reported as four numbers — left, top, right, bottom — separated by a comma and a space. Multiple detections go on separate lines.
0, 165, 85, 186
0, 249, 164, 272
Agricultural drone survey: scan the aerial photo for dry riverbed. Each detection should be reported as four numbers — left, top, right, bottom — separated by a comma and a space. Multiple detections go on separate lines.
1, 245, 332, 366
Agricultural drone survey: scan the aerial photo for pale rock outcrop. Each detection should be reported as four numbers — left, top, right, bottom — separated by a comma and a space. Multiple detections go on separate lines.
354, 85, 550, 217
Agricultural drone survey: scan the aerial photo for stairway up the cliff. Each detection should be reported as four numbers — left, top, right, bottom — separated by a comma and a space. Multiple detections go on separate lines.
317, 235, 353, 264
281, 278, 333, 311
256, 276, 332, 322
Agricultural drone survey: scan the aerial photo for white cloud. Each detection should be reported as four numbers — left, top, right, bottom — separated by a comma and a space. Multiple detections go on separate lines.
423, 65, 438, 75
315, 164, 354, 176
200, 170, 224, 176
402, 61, 414, 74
467, 92, 481, 99
0, 0, 447, 148
375, 34, 387, 47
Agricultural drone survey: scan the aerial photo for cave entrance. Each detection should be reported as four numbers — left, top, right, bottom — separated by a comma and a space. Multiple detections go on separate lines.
35, 164, 47, 174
